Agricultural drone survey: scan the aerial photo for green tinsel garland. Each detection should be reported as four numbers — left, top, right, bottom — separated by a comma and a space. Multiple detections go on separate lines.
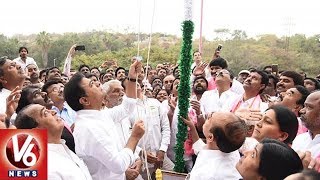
174, 20, 194, 173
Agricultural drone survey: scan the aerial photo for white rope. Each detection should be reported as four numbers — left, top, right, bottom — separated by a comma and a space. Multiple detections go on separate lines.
134, 0, 157, 179
141, 1, 156, 179
142, 0, 156, 96
137, 0, 142, 57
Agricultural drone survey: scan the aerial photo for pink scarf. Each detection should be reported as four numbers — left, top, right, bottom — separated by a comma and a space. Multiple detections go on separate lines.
207, 77, 217, 90
231, 95, 262, 113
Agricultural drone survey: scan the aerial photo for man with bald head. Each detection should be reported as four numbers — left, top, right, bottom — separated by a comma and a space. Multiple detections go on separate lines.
14, 104, 92, 180
183, 112, 246, 179
292, 91, 320, 158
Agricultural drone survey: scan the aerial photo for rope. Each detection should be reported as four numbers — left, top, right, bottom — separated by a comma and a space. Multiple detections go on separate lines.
134, 0, 157, 179
142, 1, 156, 179
137, 0, 142, 57
144, 0, 156, 87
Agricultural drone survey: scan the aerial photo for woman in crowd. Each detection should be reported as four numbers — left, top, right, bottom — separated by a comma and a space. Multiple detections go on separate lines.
155, 89, 168, 103
241, 105, 298, 152
236, 138, 303, 180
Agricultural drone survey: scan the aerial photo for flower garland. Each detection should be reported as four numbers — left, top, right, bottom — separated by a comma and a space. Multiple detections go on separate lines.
174, 20, 194, 172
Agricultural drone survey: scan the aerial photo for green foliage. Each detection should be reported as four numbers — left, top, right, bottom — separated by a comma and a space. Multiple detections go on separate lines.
0, 30, 319, 76
174, 20, 194, 173
36, 31, 51, 67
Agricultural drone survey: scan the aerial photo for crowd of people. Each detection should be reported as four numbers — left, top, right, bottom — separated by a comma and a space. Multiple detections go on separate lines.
1, 45, 320, 180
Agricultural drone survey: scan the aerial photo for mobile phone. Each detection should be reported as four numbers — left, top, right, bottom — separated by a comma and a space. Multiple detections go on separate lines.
271, 64, 278, 76
75, 45, 85, 51
217, 44, 223, 51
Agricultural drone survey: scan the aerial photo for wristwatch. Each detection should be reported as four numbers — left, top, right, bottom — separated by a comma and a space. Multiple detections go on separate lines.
127, 77, 137, 82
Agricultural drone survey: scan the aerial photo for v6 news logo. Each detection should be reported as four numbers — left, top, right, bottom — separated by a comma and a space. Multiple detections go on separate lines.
0, 129, 47, 179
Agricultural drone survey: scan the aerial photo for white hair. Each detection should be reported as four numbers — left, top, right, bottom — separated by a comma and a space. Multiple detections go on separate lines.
102, 79, 122, 93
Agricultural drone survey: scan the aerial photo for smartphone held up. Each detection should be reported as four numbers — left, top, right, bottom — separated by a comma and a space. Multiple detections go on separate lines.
217, 44, 223, 51
271, 64, 278, 76
75, 45, 85, 51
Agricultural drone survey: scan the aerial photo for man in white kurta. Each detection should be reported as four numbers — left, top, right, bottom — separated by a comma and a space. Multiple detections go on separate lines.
190, 139, 242, 180
292, 91, 320, 158
130, 96, 173, 175
184, 112, 246, 180
65, 60, 144, 180
73, 99, 138, 180
102, 80, 143, 180
14, 104, 92, 180
200, 69, 240, 115
48, 140, 92, 180
13, 47, 38, 70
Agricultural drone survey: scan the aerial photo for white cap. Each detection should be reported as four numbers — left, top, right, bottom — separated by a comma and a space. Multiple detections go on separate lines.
238, 70, 250, 75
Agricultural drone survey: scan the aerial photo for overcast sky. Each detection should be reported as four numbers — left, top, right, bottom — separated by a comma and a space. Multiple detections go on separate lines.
1, 0, 319, 39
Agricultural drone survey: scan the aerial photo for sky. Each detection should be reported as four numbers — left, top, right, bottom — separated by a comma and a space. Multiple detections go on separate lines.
1, 0, 319, 39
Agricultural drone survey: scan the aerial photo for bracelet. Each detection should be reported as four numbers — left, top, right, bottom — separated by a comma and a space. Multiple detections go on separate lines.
127, 77, 137, 82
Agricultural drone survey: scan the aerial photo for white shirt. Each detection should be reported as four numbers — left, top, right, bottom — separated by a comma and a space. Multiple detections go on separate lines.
73, 97, 137, 180
114, 117, 132, 149
113, 116, 142, 165
292, 131, 320, 158
239, 137, 259, 154
231, 79, 245, 95
161, 99, 170, 115
130, 98, 171, 153
63, 56, 72, 77
48, 140, 92, 180
0, 88, 11, 114
189, 139, 242, 180
13, 57, 38, 70
200, 89, 240, 115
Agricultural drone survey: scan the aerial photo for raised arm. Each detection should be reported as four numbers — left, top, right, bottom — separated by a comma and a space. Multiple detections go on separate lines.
126, 57, 142, 98
63, 44, 77, 77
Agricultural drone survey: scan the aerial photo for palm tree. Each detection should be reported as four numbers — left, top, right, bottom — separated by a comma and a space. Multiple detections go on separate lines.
36, 31, 51, 67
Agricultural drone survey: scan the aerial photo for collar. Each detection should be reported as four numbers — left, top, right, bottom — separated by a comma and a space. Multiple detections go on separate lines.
53, 102, 72, 110
199, 149, 238, 157
48, 139, 66, 149
0, 88, 11, 94
76, 109, 102, 118
307, 131, 320, 140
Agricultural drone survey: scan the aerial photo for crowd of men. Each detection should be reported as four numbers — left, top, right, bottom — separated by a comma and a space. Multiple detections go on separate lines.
1, 45, 320, 180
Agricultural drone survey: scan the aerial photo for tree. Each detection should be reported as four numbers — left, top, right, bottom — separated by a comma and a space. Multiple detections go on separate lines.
36, 31, 51, 67
231, 30, 247, 40
214, 28, 231, 41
